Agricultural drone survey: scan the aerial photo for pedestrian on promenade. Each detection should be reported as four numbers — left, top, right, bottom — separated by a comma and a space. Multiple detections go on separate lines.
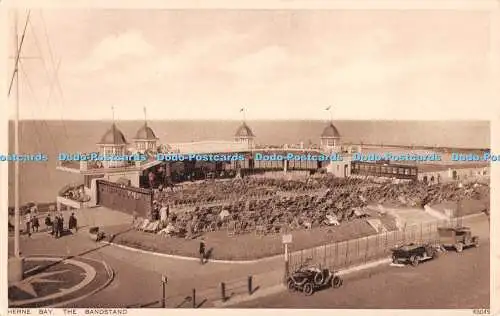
199, 238, 206, 265
52, 215, 58, 238
58, 213, 64, 237
32, 215, 40, 233
45, 214, 52, 234
54, 214, 61, 238
25, 211, 32, 237
69, 212, 78, 233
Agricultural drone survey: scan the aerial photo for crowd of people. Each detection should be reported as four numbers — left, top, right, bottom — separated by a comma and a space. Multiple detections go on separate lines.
18, 204, 79, 239
140, 176, 489, 238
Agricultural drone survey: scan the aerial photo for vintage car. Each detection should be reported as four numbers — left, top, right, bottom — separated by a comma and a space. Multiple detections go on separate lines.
437, 226, 479, 252
287, 263, 343, 296
391, 242, 439, 266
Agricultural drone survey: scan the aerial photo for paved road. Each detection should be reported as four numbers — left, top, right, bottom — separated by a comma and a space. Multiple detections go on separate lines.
9, 214, 489, 308
8, 233, 283, 307
236, 240, 490, 309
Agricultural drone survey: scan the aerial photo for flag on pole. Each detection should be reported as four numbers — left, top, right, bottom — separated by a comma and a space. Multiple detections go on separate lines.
325, 106, 331, 111
240, 108, 244, 112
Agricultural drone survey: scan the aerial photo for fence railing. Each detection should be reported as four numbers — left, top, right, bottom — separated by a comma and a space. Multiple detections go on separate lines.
127, 275, 261, 308
288, 217, 463, 272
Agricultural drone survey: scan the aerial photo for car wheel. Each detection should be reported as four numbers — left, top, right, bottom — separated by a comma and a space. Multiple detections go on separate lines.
431, 248, 439, 258
455, 243, 463, 253
410, 255, 419, 267
391, 255, 398, 264
287, 279, 296, 292
314, 272, 325, 285
303, 282, 314, 296
332, 276, 342, 289
473, 237, 479, 248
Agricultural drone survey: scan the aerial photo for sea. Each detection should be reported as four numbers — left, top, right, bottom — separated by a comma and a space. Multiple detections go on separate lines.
7, 120, 490, 205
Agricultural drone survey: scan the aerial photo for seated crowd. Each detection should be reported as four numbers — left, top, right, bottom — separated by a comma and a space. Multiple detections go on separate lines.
131, 176, 488, 238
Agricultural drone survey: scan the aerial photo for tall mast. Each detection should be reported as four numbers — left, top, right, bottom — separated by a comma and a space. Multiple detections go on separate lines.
8, 10, 30, 261
14, 10, 20, 259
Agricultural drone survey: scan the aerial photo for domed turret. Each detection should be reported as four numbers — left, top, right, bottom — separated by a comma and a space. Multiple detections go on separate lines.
134, 122, 159, 152
235, 122, 255, 138
97, 123, 128, 168
234, 122, 255, 149
321, 122, 340, 138
98, 123, 127, 145
135, 124, 157, 140
320, 122, 341, 151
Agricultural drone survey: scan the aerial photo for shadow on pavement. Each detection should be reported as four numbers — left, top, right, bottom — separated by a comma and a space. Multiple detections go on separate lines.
24, 226, 133, 278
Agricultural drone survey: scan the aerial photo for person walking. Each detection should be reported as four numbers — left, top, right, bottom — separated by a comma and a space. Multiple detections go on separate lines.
68, 212, 78, 233
58, 213, 64, 237
45, 214, 52, 234
53, 215, 59, 238
25, 211, 32, 237
32, 215, 40, 233
54, 214, 61, 239
199, 239, 206, 265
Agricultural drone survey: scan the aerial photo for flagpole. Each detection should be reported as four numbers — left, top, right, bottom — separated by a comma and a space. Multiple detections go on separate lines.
238, 107, 246, 122
14, 10, 21, 259
325, 106, 333, 122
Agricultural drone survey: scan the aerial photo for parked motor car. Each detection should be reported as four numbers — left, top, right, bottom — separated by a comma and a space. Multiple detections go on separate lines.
437, 226, 479, 252
391, 242, 440, 266
287, 263, 343, 296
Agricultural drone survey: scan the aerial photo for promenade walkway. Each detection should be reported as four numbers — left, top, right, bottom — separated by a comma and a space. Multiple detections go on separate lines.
8, 212, 488, 308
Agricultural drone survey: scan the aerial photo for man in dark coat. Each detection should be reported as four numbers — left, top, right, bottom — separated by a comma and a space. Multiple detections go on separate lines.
53, 215, 60, 238
58, 214, 64, 237
45, 214, 52, 234
199, 239, 206, 265
32, 215, 40, 233
68, 213, 78, 233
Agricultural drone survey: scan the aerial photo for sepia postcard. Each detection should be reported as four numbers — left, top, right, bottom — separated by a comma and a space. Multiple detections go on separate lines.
1, 0, 499, 315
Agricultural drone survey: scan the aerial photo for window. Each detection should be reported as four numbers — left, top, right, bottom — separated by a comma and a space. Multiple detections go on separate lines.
404, 169, 410, 175
392, 167, 397, 174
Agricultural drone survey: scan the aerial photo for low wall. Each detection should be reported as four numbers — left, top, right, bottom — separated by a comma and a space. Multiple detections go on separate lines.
56, 196, 93, 210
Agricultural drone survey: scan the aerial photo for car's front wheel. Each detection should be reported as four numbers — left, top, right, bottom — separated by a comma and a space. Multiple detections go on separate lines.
303, 282, 314, 296
410, 255, 419, 267
332, 276, 342, 289
392, 255, 398, 264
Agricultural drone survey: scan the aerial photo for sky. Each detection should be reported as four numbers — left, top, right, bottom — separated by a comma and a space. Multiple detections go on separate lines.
4, 8, 496, 120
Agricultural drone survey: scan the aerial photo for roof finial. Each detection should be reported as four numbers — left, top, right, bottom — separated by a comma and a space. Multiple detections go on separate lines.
143, 106, 147, 126
240, 107, 246, 122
